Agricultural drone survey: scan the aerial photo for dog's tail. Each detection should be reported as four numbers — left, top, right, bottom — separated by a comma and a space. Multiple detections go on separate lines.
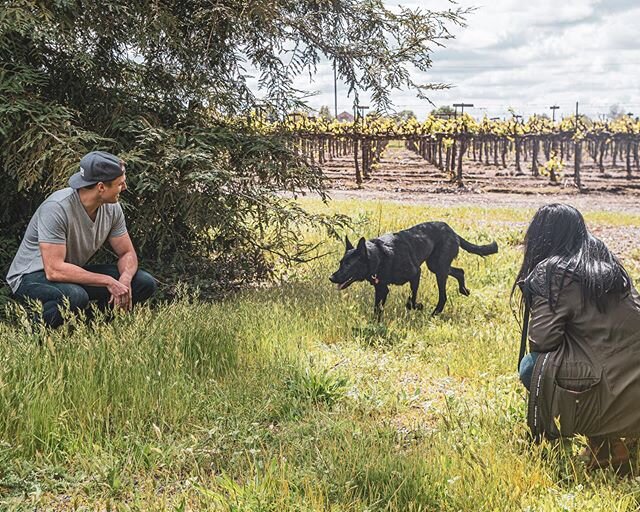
458, 236, 499, 256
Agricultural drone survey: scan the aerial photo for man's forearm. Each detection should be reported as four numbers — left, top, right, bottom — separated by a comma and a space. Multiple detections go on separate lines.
117, 250, 138, 282
45, 262, 113, 287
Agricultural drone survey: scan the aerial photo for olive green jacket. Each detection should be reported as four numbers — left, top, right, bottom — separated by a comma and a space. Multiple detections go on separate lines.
525, 262, 640, 440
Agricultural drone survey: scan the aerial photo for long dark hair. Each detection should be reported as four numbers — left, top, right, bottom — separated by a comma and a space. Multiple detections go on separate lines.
512, 204, 630, 313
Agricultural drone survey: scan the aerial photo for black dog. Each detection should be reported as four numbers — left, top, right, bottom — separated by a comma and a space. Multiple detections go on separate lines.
329, 221, 498, 318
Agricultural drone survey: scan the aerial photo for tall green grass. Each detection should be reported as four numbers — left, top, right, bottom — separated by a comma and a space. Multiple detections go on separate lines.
1, 199, 640, 510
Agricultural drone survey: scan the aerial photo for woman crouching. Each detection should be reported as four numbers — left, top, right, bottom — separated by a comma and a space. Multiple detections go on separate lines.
514, 203, 640, 471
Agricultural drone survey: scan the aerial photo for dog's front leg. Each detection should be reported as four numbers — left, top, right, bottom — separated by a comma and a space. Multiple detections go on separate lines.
374, 284, 389, 321
432, 272, 448, 315
406, 270, 424, 311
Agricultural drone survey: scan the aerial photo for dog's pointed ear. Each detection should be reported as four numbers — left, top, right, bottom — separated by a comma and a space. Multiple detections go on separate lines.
345, 235, 354, 251
357, 237, 368, 258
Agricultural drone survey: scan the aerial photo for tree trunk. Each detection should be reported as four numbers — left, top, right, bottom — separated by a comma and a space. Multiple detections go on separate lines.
598, 139, 606, 174
531, 138, 539, 177
456, 138, 466, 187
354, 138, 361, 185
574, 140, 583, 190
445, 146, 451, 173
515, 137, 523, 175
550, 140, 558, 184
450, 142, 457, 174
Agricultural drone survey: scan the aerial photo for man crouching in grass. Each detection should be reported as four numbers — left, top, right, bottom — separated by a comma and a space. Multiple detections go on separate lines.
6, 151, 157, 328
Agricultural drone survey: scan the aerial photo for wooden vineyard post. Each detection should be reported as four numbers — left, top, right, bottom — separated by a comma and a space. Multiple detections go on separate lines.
450, 141, 457, 174
531, 137, 539, 176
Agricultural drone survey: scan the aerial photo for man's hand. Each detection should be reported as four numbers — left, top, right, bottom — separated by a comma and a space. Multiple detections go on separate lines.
109, 233, 138, 312
107, 277, 131, 310
118, 274, 133, 310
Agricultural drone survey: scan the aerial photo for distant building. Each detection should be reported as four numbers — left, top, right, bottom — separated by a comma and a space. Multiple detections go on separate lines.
337, 111, 354, 123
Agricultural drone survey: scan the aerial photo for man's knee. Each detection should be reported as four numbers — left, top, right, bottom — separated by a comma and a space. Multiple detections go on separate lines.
17, 281, 89, 311
131, 269, 158, 303
63, 285, 90, 310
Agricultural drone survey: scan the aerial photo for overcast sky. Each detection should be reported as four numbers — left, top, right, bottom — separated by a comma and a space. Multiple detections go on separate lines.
285, 0, 640, 120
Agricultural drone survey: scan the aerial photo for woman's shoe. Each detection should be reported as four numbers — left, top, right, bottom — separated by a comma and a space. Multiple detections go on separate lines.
581, 437, 630, 474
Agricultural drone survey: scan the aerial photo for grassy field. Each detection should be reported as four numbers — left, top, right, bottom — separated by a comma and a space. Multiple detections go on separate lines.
2, 199, 640, 511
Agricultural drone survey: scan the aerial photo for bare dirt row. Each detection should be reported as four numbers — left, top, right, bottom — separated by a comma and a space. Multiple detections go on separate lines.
322, 146, 640, 214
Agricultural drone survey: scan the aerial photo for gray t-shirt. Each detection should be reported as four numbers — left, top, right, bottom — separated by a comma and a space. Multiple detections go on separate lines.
6, 188, 127, 292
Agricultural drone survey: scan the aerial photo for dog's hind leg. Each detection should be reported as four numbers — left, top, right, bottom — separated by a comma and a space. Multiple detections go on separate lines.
374, 284, 390, 321
449, 267, 470, 296
406, 270, 424, 310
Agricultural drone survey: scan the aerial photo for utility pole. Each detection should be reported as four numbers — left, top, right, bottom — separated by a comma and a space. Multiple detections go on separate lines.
574, 101, 582, 190
549, 105, 559, 122
453, 103, 474, 117
333, 61, 338, 119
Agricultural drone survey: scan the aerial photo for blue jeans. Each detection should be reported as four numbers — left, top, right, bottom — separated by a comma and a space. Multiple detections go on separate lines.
14, 264, 157, 328
519, 352, 540, 391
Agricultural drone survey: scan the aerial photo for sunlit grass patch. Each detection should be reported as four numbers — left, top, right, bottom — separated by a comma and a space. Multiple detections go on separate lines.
2, 198, 640, 510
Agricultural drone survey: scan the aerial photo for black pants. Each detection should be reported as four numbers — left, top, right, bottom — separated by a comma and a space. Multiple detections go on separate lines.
15, 264, 157, 328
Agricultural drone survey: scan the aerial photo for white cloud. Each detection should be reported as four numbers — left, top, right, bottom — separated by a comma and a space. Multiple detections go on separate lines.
415, 1, 640, 118
255, 0, 640, 119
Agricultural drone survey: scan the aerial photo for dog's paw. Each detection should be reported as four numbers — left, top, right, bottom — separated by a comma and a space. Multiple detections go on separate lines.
415, 303, 424, 311
460, 287, 471, 296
